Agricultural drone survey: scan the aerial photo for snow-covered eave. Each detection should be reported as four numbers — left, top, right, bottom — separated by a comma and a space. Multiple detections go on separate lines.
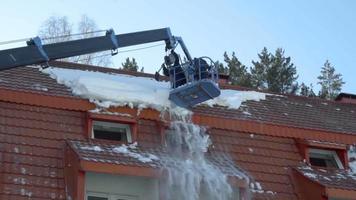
79, 158, 162, 178
68, 142, 251, 182
40, 66, 269, 114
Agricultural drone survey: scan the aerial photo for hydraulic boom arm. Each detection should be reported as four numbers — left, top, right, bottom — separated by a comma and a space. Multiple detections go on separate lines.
0, 27, 221, 108
0, 28, 192, 70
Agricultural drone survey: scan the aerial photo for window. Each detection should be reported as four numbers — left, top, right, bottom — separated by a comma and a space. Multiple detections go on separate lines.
309, 148, 344, 169
92, 121, 132, 143
87, 192, 137, 200
87, 192, 108, 200
88, 196, 108, 200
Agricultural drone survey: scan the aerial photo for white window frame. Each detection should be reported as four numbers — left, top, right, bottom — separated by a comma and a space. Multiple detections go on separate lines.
92, 120, 132, 143
309, 148, 344, 169
87, 191, 138, 200
86, 192, 108, 200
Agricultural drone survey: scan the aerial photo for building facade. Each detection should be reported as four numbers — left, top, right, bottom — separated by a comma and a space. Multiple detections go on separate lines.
0, 61, 355, 200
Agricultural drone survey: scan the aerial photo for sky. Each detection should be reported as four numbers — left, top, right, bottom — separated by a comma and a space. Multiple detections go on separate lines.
0, 0, 355, 93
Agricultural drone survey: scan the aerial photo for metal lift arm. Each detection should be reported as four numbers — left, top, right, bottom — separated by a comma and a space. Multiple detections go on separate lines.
0, 28, 192, 70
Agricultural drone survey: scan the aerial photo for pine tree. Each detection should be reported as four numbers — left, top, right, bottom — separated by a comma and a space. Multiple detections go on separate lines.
251, 47, 298, 93
121, 57, 139, 72
300, 83, 316, 97
268, 48, 298, 93
317, 60, 345, 100
216, 60, 228, 75
250, 47, 270, 89
223, 52, 252, 87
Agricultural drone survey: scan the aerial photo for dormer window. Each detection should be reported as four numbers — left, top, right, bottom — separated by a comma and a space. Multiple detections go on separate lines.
309, 148, 344, 169
92, 120, 132, 143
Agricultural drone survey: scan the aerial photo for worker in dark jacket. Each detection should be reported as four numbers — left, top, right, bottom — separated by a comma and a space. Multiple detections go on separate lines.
162, 51, 186, 88
193, 58, 211, 80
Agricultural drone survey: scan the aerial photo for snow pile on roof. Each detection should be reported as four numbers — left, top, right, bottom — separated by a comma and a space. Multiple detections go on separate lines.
80, 145, 103, 152
41, 67, 267, 111
112, 142, 159, 163
41, 67, 171, 111
250, 181, 276, 195
349, 145, 356, 173
303, 172, 318, 179
204, 90, 266, 109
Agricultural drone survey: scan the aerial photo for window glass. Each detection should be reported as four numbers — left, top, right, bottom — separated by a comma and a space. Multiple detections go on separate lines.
92, 121, 131, 142
309, 149, 343, 169
87, 196, 108, 200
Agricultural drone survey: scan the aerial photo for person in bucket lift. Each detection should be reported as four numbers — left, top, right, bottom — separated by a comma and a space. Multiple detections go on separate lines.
162, 51, 187, 88
193, 57, 211, 80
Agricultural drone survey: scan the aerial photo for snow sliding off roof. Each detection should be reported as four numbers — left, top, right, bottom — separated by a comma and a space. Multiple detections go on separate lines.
41, 66, 267, 111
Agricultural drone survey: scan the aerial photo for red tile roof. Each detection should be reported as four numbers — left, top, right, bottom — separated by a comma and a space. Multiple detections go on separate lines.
0, 101, 85, 199
1, 61, 355, 136
0, 61, 355, 199
209, 128, 302, 199
0, 66, 74, 98
295, 165, 356, 191
68, 139, 249, 180
194, 94, 356, 135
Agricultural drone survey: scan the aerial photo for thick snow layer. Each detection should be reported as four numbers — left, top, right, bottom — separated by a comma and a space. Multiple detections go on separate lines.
112, 142, 159, 163
41, 67, 171, 111
204, 90, 266, 109
41, 67, 267, 111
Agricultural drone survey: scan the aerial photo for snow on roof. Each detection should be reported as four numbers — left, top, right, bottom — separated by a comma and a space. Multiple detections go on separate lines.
204, 90, 266, 109
41, 66, 267, 111
41, 66, 171, 111
112, 142, 159, 163
297, 164, 356, 190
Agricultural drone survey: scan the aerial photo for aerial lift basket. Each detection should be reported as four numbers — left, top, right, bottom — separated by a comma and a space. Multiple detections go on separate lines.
168, 57, 220, 108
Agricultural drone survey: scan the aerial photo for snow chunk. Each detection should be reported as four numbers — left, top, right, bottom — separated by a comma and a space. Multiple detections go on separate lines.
80, 145, 103, 152
250, 181, 265, 193
243, 111, 252, 116
255, 182, 262, 190
112, 142, 159, 163
32, 83, 48, 91
303, 172, 317, 179
89, 108, 132, 117
41, 67, 171, 111
20, 188, 32, 197
266, 191, 276, 195
20, 168, 26, 174
204, 90, 266, 109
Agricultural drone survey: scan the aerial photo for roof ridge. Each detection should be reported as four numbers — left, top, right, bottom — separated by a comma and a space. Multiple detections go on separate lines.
48, 60, 169, 81
48, 61, 355, 106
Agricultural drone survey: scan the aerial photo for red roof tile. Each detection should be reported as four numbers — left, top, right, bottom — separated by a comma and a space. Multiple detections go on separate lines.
295, 165, 356, 190
0, 66, 74, 98
194, 94, 356, 135
0, 102, 85, 199
67, 139, 249, 180
208, 128, 304, 199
